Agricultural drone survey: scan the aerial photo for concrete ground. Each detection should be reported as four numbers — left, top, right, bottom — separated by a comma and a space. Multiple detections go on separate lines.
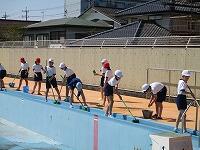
3, 77, 200, 130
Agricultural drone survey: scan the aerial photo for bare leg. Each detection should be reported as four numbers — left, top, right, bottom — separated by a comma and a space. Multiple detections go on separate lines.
16, 78, 23, 90
102, 95, 106, 106
157, 102, 163, 118
25, 79, 28, 86
66, 86, 69, 99
69, 89, 74, 105
32, 82, 37, 94
175, 110, 184, 129
105, 96, 109, 116
38, 82, 42, 94
45, 88, 49, 100
2, 80, 5, 88
155, 102, 159, 117
80, 90, 87, 105
108, 96, 114, 116
100, 87, 103, 100
54, 87, 61, 100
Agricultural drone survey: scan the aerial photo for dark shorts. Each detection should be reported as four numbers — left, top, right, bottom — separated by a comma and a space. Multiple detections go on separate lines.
34, 72, 43, 81
21, 70, 28, 79
46, 76, 58, 89
0, 70, 6, 79
176, 95, 187, 110
104, 83, 114, 96
156, 86, 167, 103
66, 73, 76, 85
100, 76, 105, 87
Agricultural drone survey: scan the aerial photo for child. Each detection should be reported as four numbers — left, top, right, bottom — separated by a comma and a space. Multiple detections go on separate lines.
68, 77, 87, 107
59, 62, 76, 100
174, 70, 193, 133
0, 63, 6, 90
142, 82, 167, 119
16, 58, 29, 91
31, 58, 45, 95
93, 59, 108, 103
102, 62, 113, 106
45, 59, 61, 103
104, 70, 123, 117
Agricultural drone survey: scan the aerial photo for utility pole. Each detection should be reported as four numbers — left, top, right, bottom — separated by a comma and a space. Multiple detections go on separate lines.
2, 12, 9, 20
64, 0, 67, 17
22, 7, 29, 21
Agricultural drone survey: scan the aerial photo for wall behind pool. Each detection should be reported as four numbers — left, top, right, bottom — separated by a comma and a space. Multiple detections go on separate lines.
0, 91, 199, 150
1, 47, 200, 97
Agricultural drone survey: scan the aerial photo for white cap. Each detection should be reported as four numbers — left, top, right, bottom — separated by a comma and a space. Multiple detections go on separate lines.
76, 82, 82, 91
182, 70, 192, 77
48, 58, 54, 63
101, 59, 108, 63
142, 84, 150, 92
114, 70, 123, 78
59, 62, 66, 69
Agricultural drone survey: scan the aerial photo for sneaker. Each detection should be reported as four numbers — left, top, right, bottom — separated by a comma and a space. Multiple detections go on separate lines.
56, 101, 61, 105
64, 99, 69, 102
31, 91, 34, 94
104, 113, 108, 117
173, 128, 179, 133
157, 117, 163, 120
69, 104, 73, 108
152, 114, 158, 119
38, 93, 42, 95
53, 101, 58, 104
108, 115, 114, 118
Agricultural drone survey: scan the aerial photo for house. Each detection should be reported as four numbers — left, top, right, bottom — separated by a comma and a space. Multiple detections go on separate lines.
116, 0, 200, 35
23, 17, 112, 41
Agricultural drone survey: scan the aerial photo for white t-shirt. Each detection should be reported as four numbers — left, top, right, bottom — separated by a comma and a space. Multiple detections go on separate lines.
46, 66, 56, 77
108, 76, 120, 87
21, 62, 29, 70
150, 82, 164, 95
33, 64, 43, 73
104, 70, 113, 83
100, 66, 107, 74
0, 64, 5, 71
64, 68, 74, 77
177, 80, 187, 95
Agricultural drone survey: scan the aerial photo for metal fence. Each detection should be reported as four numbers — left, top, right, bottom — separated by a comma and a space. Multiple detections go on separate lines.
1, 36, 200, 48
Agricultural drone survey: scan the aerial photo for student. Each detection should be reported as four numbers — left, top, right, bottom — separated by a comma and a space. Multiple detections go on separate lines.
93, 59, 108, 102
68, 77, 87, 107
0, 63, 6, 90
174, 70, 194, 133
142, 82, 167, 119
16, 57, 29, 91
59, 62, 76, 100
45, 59, 61, 103
104, 70, 123, 117
101, 62, 113, 106
31, 58, 45, 95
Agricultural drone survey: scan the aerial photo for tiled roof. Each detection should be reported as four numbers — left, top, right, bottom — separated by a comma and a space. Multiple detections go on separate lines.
116, 0, 200, 16
26, 17, 112, 29
84, 20, 171, 39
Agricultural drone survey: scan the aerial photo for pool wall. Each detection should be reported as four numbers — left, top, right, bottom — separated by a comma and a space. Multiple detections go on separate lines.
0, 90, 199, 150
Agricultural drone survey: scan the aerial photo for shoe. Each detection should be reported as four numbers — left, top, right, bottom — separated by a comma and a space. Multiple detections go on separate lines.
104, 113, 108, 117
38, 93, 42, 95
108, 115, 114, 118
56, 101, 61, 105
53, 101, 58, 104
152, 114, 158, 119
173, 128, 179, 133
69, 104, 73, 108
64, 99, 69, 102
157, 117, 163, 120
31, 91, 34, 94
16, 89, 21, 91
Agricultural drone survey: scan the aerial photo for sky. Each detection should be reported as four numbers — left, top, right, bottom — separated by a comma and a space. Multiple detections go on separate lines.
0, 0, 81, 21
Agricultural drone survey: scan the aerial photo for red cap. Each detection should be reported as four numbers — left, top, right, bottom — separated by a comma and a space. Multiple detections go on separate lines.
36, 58, 40, 63
20, 57, 25, 63
103, 62, 110, 68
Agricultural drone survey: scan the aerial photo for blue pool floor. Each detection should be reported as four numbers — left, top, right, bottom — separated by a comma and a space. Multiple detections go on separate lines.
0, 118, 72, 150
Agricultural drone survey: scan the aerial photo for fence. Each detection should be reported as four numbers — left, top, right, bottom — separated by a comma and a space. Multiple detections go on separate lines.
1, 36, 200, 48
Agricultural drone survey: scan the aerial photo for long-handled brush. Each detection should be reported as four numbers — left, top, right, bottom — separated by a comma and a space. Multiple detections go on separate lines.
121, 98, 139, 123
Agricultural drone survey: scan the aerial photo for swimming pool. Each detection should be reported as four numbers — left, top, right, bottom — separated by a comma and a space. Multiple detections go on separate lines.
0, 90, 199, 150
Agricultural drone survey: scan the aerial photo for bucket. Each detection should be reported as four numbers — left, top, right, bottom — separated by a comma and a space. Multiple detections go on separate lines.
142, 109, 153, 119
23, 86, 29, 93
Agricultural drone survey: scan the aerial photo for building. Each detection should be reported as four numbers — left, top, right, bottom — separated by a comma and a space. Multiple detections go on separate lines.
0, 19, 39, 41
23, 17, 112, 41
116, 0, 200, 35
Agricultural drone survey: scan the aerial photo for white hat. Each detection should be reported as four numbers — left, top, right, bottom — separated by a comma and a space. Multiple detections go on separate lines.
114, 70, 123, 78
59, 62, 66, 69
142, 84, 150, 92
182, 70, 192, 77
48, 58, 54, 63
76, 82, 82, 91
101, 59, 108, 63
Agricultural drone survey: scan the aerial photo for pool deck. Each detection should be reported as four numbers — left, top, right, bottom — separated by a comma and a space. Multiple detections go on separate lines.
3, 77, 200, 130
